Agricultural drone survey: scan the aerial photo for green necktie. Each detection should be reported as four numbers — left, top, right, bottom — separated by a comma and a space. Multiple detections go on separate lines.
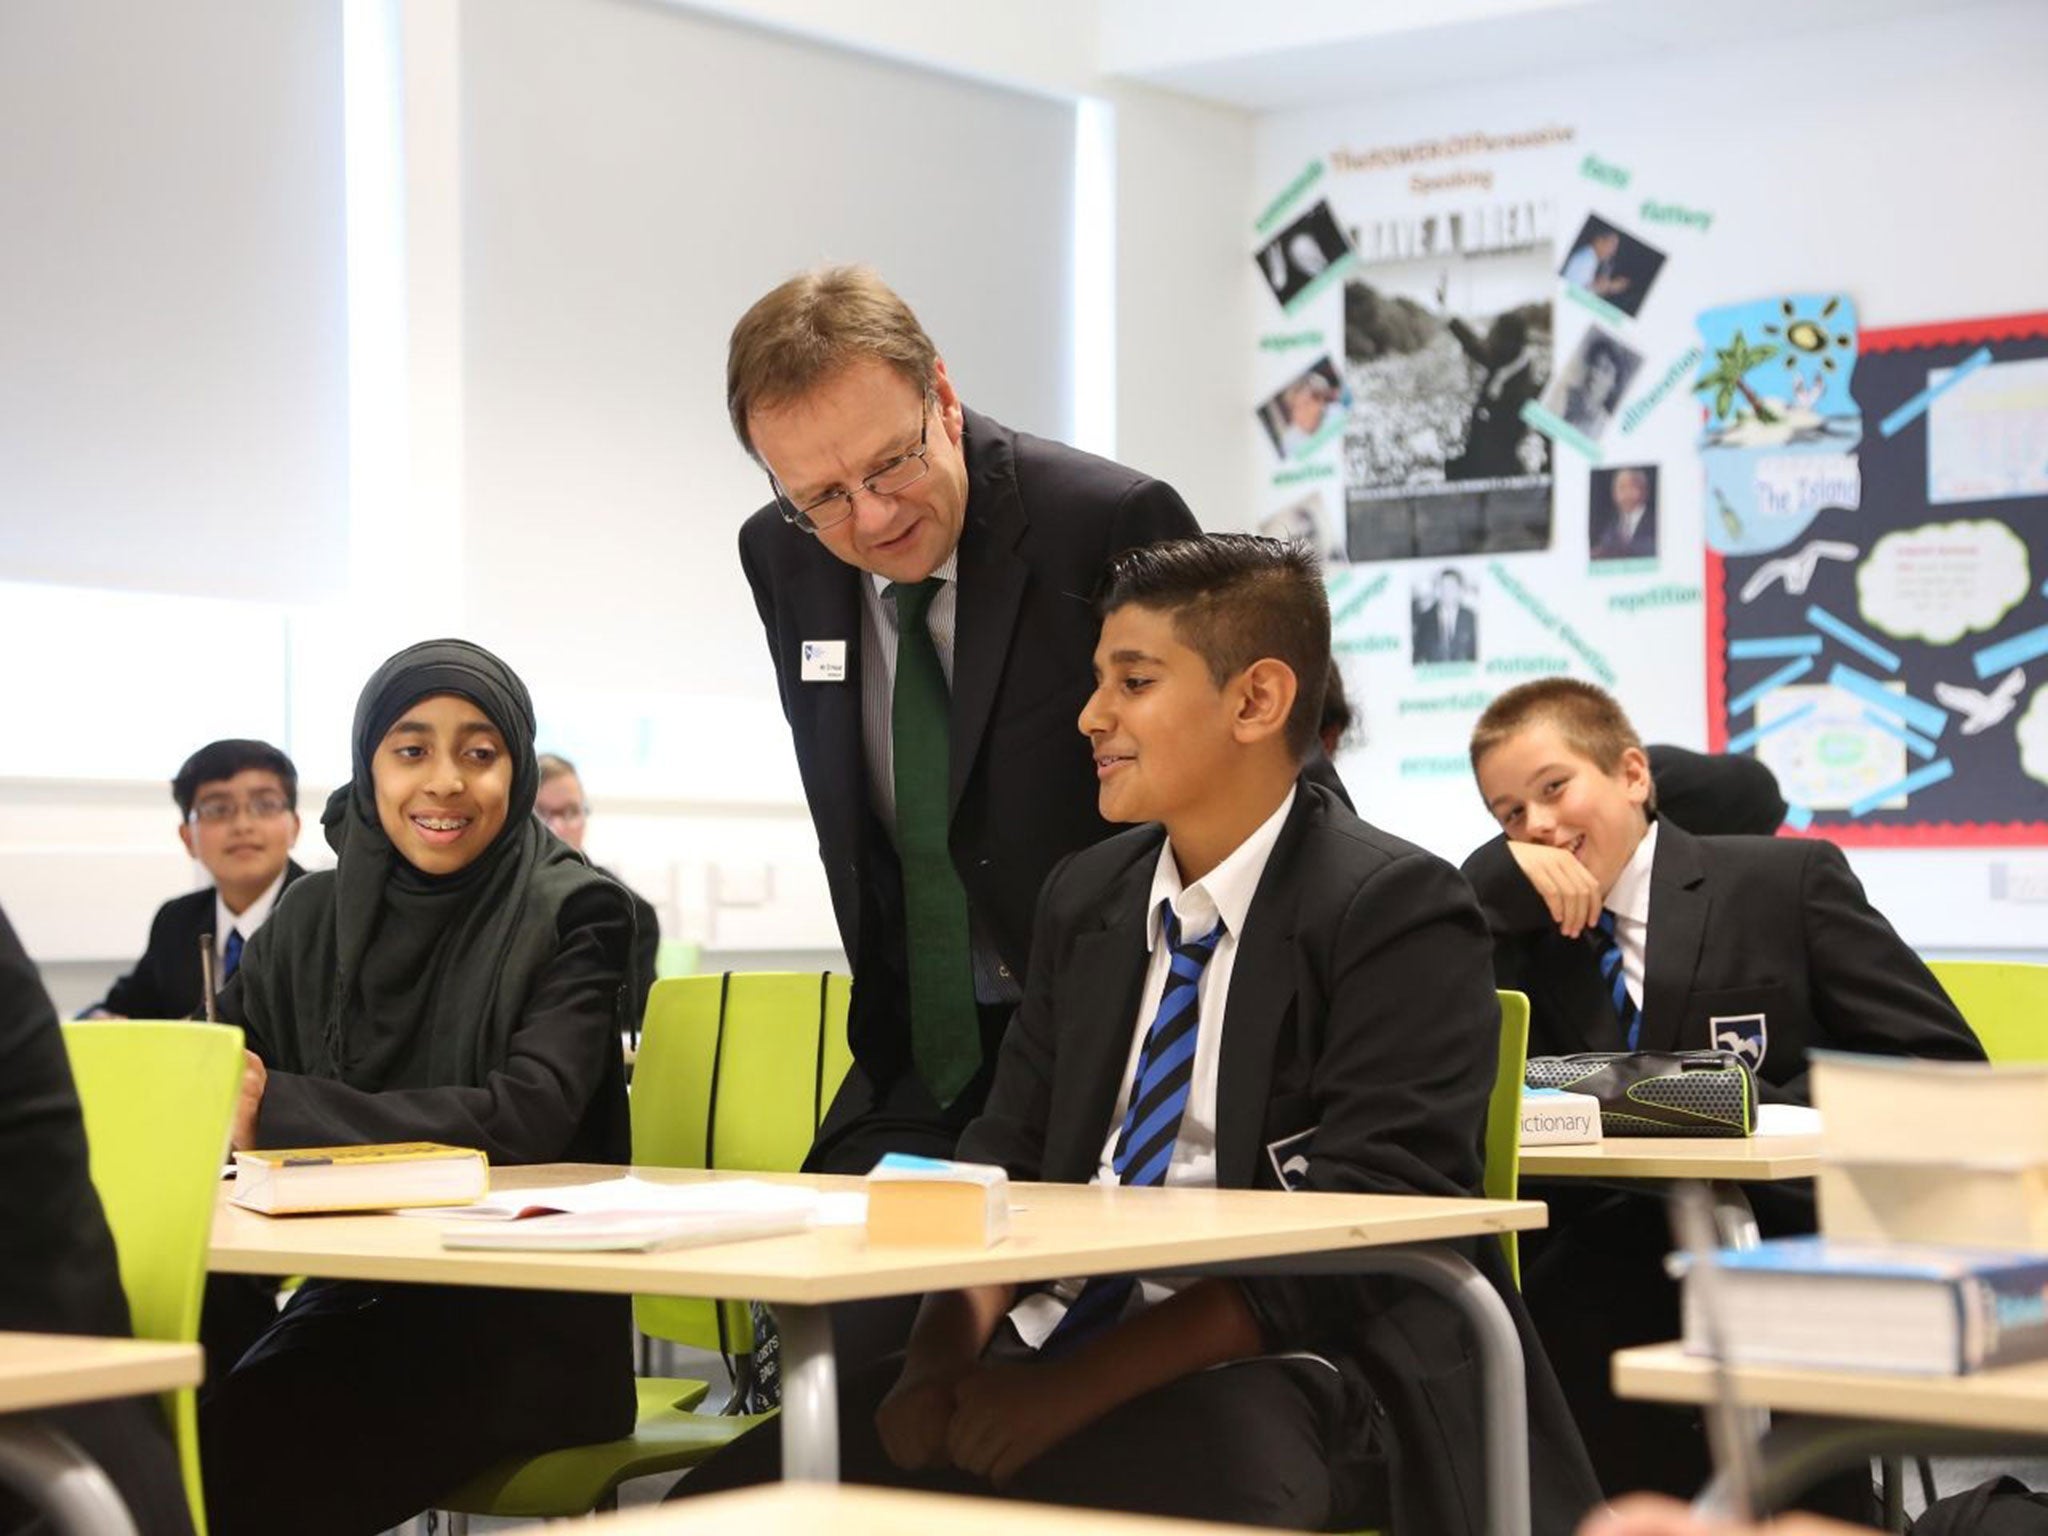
886, 578, 981, 1106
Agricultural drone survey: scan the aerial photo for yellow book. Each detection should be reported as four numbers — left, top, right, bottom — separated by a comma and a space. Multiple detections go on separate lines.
231, 1142, 489, 1215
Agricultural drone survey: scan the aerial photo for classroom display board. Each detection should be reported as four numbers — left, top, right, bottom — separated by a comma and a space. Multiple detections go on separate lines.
1249, 53, 2048, 866
1707, 312, 2048, 842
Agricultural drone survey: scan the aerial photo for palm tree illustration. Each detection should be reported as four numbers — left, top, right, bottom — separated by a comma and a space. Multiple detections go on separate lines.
1696, 331, 1781, 426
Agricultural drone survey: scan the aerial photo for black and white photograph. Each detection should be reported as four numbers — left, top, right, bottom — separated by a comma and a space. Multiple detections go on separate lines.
1339, 203, 1555, 562
1541, 324, 1642, 440
1411, 567, 1479, 666
1558, 213, 1666, 319
1589, 464, 1660, 561
1253, 198, 1356, 310
1256, 355, 1348, 461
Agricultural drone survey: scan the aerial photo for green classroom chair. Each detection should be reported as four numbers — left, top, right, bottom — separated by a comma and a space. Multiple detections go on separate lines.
62, 1020, 245, 1536
1925, 959, 2048, 1063
439, 972, 851, 1524
1488, 990, 1532, 1287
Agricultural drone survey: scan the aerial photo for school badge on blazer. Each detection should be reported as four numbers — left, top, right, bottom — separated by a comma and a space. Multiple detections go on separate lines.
1709, 1012, 1767, 1072
1265, 1128, 1314, 1190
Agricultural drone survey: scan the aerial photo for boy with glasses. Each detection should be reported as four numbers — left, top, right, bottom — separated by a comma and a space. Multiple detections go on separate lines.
85, 738, 304, 1019
537, 751, 660, 1029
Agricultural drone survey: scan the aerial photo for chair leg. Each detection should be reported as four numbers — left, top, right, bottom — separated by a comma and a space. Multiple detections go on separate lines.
446, 1512, 468, 1535
1880, 1457, 1905, 1530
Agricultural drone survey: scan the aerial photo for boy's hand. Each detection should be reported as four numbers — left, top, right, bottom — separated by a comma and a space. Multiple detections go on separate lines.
946, 1359, 1102, 1486
874, 1361, 967, 1471
230, 1050, 267, 1150
1578, 1492, 1879, 1536
1507, 840, 1604, 938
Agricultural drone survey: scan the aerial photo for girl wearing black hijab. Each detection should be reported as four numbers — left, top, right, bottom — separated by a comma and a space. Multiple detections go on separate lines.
199, 640, 636, 1536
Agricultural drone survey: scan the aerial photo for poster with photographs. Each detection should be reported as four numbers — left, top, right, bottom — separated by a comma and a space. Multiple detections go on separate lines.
1558, 214, 1667, 319
1540, 324, 1643, 443
1254, 199, 1358, 312
1259, 488, 1346, 561
1341, 201, 1555, 561
1257, 356, 1349, 461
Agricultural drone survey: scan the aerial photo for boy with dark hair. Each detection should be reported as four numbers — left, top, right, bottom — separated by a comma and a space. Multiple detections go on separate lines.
675, 535, 1598, 1532
86, 739, 305, 1019
1463, 677, 1982, 1504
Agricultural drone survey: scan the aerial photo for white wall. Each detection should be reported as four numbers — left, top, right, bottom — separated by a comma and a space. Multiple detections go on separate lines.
0, 0, 1258, 991
1252, 0, 2048, 952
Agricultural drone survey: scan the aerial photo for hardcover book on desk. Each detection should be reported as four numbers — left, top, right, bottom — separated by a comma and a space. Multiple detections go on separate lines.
1681, 1236, 2048, 1375
1813, 1053, 2048, 1251
232, 1141, 488, 1214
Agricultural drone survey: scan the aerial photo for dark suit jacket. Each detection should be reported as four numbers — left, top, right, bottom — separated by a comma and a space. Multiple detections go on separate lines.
92, 861, 307, 1019
1463, 820, 1983, 1102
740, 406, 1199, 1137
1590, 504, 1657, 560
594, 864, 659, 1034
961, 784, 1600, 1535
0, 905, 192, 1535
1643, 743, 1786, 837
1412, 600, 1477, 664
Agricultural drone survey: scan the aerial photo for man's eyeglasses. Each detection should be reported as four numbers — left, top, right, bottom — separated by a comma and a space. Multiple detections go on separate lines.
189, 794, 292, 825
771, 397, 933, 535
539, 803, 589, 829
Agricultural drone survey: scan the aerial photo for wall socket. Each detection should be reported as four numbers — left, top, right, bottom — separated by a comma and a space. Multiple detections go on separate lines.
1989, 862, 2048, 903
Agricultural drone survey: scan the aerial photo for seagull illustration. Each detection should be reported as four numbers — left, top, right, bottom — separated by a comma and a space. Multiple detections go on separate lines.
1934, 668, 2026, 735
1738, 539, 1860, 603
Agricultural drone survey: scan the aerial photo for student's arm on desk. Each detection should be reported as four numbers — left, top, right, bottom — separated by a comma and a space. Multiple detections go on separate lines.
1792, 837, 1985, 1101
227, 894, 628, 1163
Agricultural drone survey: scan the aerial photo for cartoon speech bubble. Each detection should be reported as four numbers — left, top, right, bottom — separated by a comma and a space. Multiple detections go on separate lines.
1857, 519, 2030, 645
2019, 685, 2048, 788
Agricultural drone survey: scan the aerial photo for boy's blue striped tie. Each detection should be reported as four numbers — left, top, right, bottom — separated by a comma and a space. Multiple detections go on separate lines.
222, 928, 245, 982
1040, 903, 1224, 1357
1588, 909, 1641, 1050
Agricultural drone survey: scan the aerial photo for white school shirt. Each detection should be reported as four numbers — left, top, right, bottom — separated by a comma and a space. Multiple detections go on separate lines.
1008, 787, 1296, 1348
1603, 820, 1659, 1009
213, 866, 289, 971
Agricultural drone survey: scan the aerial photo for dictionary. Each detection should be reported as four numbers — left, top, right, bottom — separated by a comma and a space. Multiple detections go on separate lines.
1519, 1088, 1601, 1146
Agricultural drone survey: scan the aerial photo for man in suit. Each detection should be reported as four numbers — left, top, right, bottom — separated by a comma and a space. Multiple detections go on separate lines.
1462, 678, 1981, 1506
1413, 566, 1478, 664
0, 902, 194, 1535
1590, 466, 1657, 561
87, 739, 305, 1020
728, 265, 1200, 1177
674, 537, 1599, 1531
536, 752, 660, 1032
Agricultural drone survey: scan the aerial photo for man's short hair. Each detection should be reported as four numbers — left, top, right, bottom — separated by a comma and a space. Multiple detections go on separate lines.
1098, 534, 1331, 763
1469, 679, 1657, 811
537, 752, 578, 784
726, 265, 939, 460
171, 740, 299, 818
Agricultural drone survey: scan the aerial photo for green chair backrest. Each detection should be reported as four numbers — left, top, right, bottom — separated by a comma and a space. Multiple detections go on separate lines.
1925, 960, 2048, 1063
1487, 990, 1531, 1286
62, 1020, 244, 1536
630, 973, 852, 1349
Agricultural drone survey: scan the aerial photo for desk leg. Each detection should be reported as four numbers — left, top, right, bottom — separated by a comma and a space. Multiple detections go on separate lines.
1695, 1419, 2044, 1520
772, 1303, 838, 1482
1351, 1247, 1531, 1536
0, 1419, 140, 1536
1709, 1181, 1760, 1250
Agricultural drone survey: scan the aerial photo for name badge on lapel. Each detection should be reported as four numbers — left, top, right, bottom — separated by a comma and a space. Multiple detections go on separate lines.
1264, 1128, 1314, 1191
799, 640, 847, 683
1709, 1012, 1767, 1072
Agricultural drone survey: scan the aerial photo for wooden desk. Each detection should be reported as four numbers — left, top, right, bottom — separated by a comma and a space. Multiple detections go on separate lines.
0, 1333, 200, 1415
587, 1480, 1266, 1534
1614, 1342, 2048, 1517
0, 1333, 202, 1536
1614, 1341, 2048, 1438
212, 1165, 1545, 1536
1520, 1135, 1821, 1183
